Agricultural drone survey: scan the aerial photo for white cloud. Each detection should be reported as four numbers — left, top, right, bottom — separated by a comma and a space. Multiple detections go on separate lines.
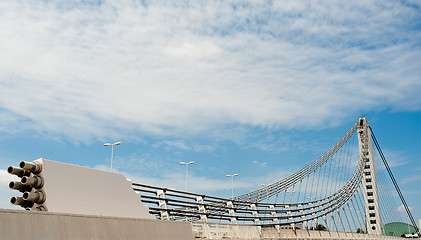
0, 169, 19, 186
0, 185, 21, 210
162, 140, 191, 151
94, 164, 233, 193
0, 1, 420, 142
252, 160, 267, 167
402, 175, 421, 185
375, 150, 409, 168
94, 161, 291, 196
0, 169, 21, 210
397, 205, 413, 213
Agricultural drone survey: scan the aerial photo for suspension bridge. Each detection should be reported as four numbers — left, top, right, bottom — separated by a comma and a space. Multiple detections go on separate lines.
4, 117, 419, 239
132, 118, 419, 239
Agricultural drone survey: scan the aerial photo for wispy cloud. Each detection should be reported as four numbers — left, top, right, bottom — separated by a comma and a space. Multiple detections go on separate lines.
0, 169, 20, 186
157, 140, 217, 153
252, 160, 267, 167
0, 0, 420, 143
375, 149, 409, 168
0, 169, 22, 210
402, 175, 421, 185
162, 140, 190, 151
94, 160, 291, 196
397, 204, 413, 213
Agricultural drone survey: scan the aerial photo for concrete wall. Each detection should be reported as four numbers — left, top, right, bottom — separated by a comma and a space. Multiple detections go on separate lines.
192, 222, 262, 239
1, 209, 407, 240
192, 222, 406, 240
35, 159, 153, 219
264, 228, 405, 239
0, 209, 194, 240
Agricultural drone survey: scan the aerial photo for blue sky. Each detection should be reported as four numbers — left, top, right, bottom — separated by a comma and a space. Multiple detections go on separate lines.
0, 0, 420, 223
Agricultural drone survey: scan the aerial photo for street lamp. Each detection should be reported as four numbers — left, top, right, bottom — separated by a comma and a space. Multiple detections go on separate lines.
226, 174, 238, 199
286, 190, 295, 204
180, 161, 194, 221
179, 162, 195, 192
307, 196, 316, 202
104, 141, 122, 172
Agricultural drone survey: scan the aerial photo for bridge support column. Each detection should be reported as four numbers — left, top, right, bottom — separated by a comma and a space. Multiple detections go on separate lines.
196, 197, 208, 222
357, 117, 383, 235
156, 190, 170, 220
226, 201, 237, 224
250, 204, 262, 237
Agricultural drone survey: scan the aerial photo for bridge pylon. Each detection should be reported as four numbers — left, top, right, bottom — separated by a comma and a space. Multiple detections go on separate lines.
357, 117, 382, 235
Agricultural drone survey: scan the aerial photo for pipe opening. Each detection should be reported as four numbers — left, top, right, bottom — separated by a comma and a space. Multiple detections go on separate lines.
23, 192, 29, 199
19, 161, 26, 168
21, 177, 28, 184
19, 161, 42, 174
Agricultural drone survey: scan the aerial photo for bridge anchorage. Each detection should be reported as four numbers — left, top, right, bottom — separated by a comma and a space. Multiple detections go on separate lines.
133, 118, 419, 239
5, 118, 419, 239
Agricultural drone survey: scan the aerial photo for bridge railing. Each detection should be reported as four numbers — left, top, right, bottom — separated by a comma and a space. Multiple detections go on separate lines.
132, 163, 364, 227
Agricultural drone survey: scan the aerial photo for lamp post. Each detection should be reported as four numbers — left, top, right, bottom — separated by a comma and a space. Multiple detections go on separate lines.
104, 142, 122, 172
179, 162, 195, 192
180, 161, 194, 221
226, 174, 238, 199
286, 190, 296, 204
307, 196, 316, 202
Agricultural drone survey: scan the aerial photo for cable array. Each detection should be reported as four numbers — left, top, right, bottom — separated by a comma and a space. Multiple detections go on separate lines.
132, 119, 417, 237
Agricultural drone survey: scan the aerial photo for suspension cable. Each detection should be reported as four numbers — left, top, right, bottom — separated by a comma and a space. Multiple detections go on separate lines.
370, 127, 420, 237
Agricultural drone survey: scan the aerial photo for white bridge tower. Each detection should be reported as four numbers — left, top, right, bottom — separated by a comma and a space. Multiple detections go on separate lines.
357, 117, 383, 235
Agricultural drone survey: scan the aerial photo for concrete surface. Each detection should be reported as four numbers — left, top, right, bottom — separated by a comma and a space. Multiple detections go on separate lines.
36, 159, 153, 219
0, 209, 194, 240
192, 222, 406, 239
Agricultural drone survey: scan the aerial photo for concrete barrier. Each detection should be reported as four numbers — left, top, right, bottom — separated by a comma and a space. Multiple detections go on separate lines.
0, 209, 194, 240
1, 209, 406, 240
192, 222, 262, 239
192, 222, 406, 240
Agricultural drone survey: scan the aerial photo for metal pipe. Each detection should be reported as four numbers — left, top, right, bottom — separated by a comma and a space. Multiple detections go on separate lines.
9, 181, 33, 193
10, 197, 34, 208
10, 196, 25, 205
21, 175, 44, 189
35, 205, 47, 211
23, 190, 46, 204
19, 161, 42, 174
7, 166, 31, 177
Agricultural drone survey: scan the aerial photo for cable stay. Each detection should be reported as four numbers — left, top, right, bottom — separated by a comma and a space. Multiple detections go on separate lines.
370, 127, 420, 237
130, 118, 417, 238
